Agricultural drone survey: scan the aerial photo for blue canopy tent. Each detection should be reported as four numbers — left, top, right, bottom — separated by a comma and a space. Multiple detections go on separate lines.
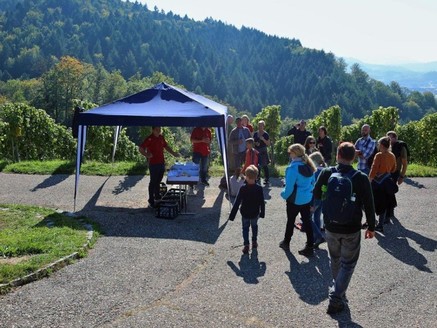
74, 82, 229, 210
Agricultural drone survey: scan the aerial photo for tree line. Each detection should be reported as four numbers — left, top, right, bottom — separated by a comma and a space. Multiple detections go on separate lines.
0, 0, 436, 124
1, 99, 436, 168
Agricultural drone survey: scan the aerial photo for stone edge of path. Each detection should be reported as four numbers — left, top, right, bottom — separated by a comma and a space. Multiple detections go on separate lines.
0, 211, 94, 295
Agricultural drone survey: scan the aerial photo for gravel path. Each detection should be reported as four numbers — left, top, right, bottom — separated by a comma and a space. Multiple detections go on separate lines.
0, 173, 436, 327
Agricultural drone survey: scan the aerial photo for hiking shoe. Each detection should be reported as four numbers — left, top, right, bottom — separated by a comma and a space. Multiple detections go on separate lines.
314, 237, 326, 249
252, 241, 258, 249
326, 302, 345, 315
298, 245, 314, 256
279, 240, 290, 251
242, 245, 250, 254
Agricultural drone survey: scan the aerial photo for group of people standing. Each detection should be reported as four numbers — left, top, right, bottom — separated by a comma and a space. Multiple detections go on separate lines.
355, 124, 408, 232
227, 115, 271, 186
137, 118, 409, 315
229, 120, 408, 315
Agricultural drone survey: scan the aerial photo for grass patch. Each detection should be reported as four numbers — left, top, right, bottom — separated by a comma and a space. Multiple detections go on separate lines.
1, 160, 148, 176
1, 160, 436, 177
0, 204, 100, 284
406, 163, 437, 177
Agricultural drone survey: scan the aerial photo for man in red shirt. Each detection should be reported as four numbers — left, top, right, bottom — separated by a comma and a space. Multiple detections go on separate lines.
139, 126, 179, 208
191, 127, 212, 186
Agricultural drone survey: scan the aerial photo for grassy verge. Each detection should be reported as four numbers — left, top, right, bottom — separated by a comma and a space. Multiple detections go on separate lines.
0, 160, 148, 176
0, 204, 100, 285
0, 160, 436, 177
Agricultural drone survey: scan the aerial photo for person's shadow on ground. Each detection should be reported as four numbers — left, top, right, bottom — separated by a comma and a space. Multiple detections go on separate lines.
31, 174, 70, 192
227, 249, 266, 284
376, 217, 436, 273
283, 248, 332, 305
283, 248, 364, 327
404, 178, 426, 189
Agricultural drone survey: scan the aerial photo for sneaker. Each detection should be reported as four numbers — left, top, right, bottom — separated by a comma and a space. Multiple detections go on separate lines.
242, 245, 250, 254
298, 244, 314, 256
326, 302, 345, 315
252, 241, 258, 249
314, 237, 326, 249
279, 240, 290, 251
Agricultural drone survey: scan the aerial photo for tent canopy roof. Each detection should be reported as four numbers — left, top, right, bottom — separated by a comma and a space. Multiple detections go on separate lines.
78, 82, 227, 127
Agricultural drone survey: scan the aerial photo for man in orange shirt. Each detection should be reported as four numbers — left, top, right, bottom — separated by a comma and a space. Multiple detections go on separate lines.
139, 127, 179, 208
191, 127, 212, 186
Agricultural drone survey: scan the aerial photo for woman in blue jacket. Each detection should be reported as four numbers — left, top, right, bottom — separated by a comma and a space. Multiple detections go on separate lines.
280, 143, 317, 256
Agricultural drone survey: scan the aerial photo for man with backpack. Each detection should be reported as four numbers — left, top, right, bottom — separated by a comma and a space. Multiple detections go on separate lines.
313, 142, 375, 315
386, 131, 409, 221
354, 124, 376, 175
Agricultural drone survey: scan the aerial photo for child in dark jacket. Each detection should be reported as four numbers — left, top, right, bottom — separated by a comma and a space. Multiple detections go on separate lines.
228, 165, 265, 254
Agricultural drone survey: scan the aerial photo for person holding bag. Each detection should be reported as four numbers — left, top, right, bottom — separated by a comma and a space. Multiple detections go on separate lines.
369, 136, 397, 233
279, 143, 317, 256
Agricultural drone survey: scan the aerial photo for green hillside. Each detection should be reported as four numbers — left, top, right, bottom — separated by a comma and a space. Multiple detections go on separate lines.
0, 0, 435, 122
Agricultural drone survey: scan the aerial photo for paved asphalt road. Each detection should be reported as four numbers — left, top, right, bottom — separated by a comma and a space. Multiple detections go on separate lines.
0, 173, 436, 327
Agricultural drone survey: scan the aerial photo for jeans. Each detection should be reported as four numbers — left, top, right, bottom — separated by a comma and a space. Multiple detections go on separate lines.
312, 199, 324, 241
257, 148, 270, 181
192, 152, 209, 182
326, 230, 361, 306
242, 217, 259, 246
284, 202, 314, 246
234, 151, 246, 169
148, 163, 165, 204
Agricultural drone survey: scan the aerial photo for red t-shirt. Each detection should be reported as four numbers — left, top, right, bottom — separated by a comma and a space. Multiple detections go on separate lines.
140, 133, 168, 165
191, 127, 212, 157
246, 124, 254, 133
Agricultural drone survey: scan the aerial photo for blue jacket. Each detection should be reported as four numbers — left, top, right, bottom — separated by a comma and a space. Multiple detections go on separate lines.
281, 159, 315, 205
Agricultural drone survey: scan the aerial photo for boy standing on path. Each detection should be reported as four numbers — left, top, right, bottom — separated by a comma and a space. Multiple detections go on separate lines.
228, 165, 265, 254
313, 142, 375, 315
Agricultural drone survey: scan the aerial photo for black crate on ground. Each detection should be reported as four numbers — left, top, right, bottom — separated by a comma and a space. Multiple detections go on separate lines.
159, 182, 168, 197
155, 201, 179, 219
161, 196, 181, 212
166, 188, 187, 209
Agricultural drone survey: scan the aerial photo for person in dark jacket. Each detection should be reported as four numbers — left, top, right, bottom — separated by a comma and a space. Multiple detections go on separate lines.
229, 165, 265, 254
287, 119, 311, 145
313, 142, 375, 315
279, 143, 317, 256
316, 126, 333, 165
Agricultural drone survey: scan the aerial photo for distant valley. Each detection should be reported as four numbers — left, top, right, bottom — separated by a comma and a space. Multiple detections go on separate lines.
345, 58, 437, 94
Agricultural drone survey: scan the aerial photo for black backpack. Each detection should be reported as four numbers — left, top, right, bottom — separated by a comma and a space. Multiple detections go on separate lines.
322, 167, 360, 225
391, 140, 410, 160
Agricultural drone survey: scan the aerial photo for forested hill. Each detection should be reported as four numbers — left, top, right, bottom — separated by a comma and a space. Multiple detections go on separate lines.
0, 0, 435, 122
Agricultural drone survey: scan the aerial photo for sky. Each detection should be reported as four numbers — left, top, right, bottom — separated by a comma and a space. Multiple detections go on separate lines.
136, 0, 437, 65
